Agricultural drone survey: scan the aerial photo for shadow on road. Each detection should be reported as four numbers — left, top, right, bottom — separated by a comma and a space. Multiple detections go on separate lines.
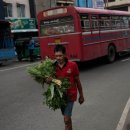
77, 53, 130, 72
127, 124, 130, 130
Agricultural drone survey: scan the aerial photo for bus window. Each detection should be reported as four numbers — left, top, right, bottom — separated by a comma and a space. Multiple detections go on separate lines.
115, 20, 121, 29
80, 14, 90, 32
99, 15, 111, 30
91, 15, 99, 31
40, 16, 74, 36
120, 16, 129, 29
111, 16, 121, 29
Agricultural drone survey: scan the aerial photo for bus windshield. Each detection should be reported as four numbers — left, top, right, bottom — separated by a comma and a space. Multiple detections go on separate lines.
40, 16, 74, 36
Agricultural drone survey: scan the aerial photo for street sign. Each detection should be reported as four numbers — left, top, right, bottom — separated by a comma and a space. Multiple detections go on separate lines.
5, 18, 37, 32
92, 0, 104, 9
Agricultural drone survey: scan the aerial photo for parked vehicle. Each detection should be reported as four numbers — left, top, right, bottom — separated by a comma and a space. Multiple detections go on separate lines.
15, 37, 40, 61
0, 20, 16, 64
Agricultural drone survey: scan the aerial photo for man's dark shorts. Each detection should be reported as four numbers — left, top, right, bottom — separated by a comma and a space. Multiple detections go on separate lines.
61, 102, 74, 117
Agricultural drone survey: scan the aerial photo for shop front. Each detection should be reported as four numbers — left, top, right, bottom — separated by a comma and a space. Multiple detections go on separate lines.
5, 18, 40, 61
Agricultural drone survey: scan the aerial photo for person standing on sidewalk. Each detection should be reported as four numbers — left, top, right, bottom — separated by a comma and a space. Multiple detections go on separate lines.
47, 44, 84, 130
28, 37, 35, 62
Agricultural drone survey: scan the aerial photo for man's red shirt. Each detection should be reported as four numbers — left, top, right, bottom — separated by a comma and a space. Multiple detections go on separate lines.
55, 60, 79, 101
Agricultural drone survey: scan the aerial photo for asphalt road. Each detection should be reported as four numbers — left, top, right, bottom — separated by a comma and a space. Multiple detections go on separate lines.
0, 56, 130, 130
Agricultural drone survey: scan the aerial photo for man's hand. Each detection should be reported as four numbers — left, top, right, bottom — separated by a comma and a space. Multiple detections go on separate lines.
45, 77, 53, 84
78, 95, 84, 104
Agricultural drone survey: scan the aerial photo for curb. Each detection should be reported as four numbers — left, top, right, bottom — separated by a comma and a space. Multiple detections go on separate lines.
116, 98, 130, 130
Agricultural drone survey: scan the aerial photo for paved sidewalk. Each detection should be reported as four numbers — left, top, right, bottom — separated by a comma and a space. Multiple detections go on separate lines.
116, 98, 130, 130
122, 109, 130, 130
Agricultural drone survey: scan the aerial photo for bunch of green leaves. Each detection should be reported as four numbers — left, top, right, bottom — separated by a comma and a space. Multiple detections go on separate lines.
28, 58, 70, 110
28, 58, 55, 84
44, 78, 70, 110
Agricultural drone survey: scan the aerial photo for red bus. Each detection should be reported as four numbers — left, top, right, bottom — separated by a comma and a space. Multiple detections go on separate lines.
37, 6, 130, 62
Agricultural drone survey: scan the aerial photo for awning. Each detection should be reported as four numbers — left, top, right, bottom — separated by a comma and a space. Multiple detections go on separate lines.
12, 29, 38, 33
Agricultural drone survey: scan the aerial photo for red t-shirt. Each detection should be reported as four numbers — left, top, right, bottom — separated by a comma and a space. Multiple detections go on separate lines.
55, 60, 79, 101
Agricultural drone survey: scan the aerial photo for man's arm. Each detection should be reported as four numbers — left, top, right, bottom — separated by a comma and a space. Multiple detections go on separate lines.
75, 76, 84, 104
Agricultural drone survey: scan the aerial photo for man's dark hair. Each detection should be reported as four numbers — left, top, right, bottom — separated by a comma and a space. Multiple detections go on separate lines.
54, 44, 66, 54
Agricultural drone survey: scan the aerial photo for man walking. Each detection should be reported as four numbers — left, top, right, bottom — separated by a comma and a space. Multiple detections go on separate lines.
47, 44, 84, 130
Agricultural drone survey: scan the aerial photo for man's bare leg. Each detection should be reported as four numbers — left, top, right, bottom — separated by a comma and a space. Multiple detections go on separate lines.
64, 115, 72, 130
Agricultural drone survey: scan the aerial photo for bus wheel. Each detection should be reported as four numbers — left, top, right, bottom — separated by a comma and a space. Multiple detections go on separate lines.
107, 45, 116, 63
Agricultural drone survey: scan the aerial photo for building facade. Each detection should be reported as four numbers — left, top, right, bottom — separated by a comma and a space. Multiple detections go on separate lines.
106, 0, 130, 11
2, 0, 38, 39
3, 0, 31, 18
34, 0, 75, 16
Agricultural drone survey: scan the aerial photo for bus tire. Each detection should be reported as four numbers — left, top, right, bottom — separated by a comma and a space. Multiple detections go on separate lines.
107, 45, 116, 63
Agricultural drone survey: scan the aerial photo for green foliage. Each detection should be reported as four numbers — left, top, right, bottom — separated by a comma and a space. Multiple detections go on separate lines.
28, 58, 55, 84
44, 78, 70, 110
28, 58, 70, 110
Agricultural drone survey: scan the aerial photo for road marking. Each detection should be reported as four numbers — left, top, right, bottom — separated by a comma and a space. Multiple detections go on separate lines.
121, 58, 130, 62
116, 98, 130, 130
0, 62, 38, 72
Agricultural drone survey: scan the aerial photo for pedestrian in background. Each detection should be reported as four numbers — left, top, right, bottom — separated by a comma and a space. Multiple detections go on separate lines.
15, 39, 23, 61
28, 37, 35, 62
47, 44, 84, 130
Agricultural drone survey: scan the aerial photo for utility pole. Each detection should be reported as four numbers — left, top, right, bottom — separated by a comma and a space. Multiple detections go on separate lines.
50, 0, 56, 8
50, 0, 51, 8
29, 0, 36, 18
0, 0, 4, 19
104, 0, 108, 9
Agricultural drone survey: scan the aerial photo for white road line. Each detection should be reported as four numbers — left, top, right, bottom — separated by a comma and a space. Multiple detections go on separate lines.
0, 62, 38, 72
121, 58, 130, 62
116, 98, 130, 130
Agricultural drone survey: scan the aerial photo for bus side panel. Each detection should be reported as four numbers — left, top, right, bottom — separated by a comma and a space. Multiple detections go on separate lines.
128, 30, 130, 48
100, 30, 130, 55
82, 29, 130, 62
82, 33, 102, 61
115, 30, 129, 52
123, 30, 130, 49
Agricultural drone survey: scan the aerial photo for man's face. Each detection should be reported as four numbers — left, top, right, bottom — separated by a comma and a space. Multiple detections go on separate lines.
54, 51, 65, 64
